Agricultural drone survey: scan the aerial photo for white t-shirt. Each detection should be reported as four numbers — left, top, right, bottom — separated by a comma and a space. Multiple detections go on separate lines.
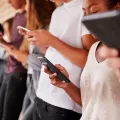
36, 0, 87, 114
80, 42, 120, 120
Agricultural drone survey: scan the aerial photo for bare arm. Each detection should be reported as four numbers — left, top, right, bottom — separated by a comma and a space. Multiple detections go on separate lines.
27, 30, 96, 68
44, 64, 82, 105
64, 83, 82, 105
50, 34, 96, 68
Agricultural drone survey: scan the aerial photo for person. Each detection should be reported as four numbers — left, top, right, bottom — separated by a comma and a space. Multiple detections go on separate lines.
45, 0, 120, 120
0, 0, 27, 120
7, 0, 56, 120
26, 0, 96, 119
3, 18, 13, 43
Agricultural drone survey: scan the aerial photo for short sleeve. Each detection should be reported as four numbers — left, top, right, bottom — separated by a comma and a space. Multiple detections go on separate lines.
82, 24, 90, 36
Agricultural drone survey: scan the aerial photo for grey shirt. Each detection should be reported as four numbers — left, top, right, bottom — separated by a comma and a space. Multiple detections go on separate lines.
27, 46, 43, 100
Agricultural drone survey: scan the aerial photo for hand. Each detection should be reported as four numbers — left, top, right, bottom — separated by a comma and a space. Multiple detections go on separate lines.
6, 45, 17, 56
99, 45, 119, 58
99, 46, 120, 79
26, 29, 54, 47
44, 64, 70, 89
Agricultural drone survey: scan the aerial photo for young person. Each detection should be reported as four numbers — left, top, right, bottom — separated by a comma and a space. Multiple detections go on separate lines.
0, 0, 27, 120
7, 0, 56, 120
26, 0, 96, 120
45, 0, 120, 120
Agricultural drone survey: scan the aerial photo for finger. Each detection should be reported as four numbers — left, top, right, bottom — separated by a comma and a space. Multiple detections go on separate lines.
26, 31, 36, 37
19, 30, 27, 36
107, 58, 120, 69
55, 64, 65, 71
30, 42, 37, 45
44, 66, 51, 74
99, 46, 119, 58
49, 73, 57, 80
51, 78, 63, 84
28, 37, 36, 42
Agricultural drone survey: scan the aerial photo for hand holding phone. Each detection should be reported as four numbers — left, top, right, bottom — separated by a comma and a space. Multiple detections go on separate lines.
38, 56, 71, 83
17, 26, 30, 36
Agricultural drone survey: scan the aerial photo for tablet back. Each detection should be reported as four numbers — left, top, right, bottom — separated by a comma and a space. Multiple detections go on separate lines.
82, 10, 120, 50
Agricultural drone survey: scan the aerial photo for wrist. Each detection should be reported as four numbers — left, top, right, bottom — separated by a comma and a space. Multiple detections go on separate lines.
49, 35, 58, 48
64, 83, 72, 91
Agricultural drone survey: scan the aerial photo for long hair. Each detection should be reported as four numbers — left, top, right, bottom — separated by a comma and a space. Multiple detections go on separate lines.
20, 0, 56, 52
27, 0, 56, 30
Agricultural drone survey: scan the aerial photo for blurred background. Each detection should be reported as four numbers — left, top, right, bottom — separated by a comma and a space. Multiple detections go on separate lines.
0, 0, 16, 23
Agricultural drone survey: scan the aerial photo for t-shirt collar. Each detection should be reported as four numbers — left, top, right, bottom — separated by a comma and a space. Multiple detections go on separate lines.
63, 0, 82, 8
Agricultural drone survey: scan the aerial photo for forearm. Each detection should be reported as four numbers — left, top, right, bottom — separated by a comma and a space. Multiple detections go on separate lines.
50, 37, 88, 68
64, 83, 82, 105
13, 50, 29, 64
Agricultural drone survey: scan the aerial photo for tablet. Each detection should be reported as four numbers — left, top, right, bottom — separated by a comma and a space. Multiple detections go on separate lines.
82, 10, 120, 50
38, 56, 71, 83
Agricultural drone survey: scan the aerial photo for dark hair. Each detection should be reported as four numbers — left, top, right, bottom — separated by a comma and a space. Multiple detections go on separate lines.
27, 0, 56, 30
108, 0, 120, 8
0, 24, 4, 34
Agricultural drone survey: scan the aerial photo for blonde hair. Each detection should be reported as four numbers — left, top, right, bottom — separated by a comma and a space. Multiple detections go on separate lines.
20, 0, 56, 52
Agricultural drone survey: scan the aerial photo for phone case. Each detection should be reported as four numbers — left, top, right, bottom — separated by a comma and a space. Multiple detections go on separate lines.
42, 57, 71, 83
82, 10, 120, 50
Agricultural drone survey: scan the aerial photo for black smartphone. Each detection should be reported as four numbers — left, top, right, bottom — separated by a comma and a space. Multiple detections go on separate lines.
0, 24, 4, 34
82, 10, 120, 50
38, 56, 71, 83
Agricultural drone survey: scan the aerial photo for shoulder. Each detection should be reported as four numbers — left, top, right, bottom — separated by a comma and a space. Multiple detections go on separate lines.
51, 6, 64, 18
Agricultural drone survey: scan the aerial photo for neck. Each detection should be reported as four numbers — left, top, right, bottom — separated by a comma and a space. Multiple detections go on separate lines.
64, 0, 72, 3
19, 4, 26, 13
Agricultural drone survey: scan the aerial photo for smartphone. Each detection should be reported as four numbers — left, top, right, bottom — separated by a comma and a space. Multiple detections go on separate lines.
17, 26, 30, 36
82, 10, 120, 50
38, 56, 71, 83
0, 24, 4, 34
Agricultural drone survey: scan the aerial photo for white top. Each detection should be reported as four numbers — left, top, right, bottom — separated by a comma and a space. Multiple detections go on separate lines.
27, 44, 34, 74
36, 0, 87, 114
81, 24, 90, 36
80, 42, 120, 120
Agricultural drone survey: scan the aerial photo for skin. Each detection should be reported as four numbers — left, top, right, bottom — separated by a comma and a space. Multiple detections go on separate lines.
45, 0, 120, 106
99, 46, 120, 79
8, 0, 26, 9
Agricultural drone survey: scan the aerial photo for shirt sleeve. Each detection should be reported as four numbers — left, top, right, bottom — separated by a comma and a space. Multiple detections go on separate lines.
27, 53, 42, 72
82, 24, 90, 36
49, 9, 58, 35
27, 46, 43, 72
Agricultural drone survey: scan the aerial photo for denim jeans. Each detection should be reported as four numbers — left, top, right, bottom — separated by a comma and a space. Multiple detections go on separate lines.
0, 72, 27, 120
33, 97, 82, 120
